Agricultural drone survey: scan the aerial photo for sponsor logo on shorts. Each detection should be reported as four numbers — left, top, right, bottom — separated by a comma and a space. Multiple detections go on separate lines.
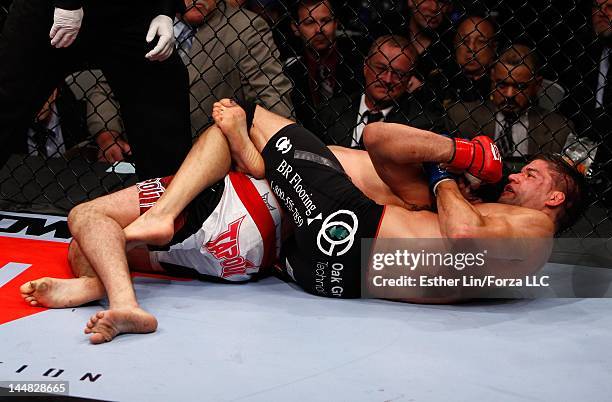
275, 136, 292, 154
137, 178, 165, 210
261, 192, 277, 212
316, 210, 359, 257
205, 215, 256, 279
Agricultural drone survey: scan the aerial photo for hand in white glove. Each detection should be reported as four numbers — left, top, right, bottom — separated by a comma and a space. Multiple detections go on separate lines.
49, 7, 84, 48
145, 15, 175, 61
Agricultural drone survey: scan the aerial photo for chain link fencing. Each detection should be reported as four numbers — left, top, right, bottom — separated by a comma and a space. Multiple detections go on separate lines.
0, 0, 610, 237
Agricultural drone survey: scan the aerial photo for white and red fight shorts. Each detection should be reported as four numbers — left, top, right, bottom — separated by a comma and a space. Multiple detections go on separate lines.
136, 172, 282, 282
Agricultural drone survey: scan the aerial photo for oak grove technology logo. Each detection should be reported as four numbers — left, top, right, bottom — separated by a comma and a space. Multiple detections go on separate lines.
275, 136, 292, 154
317, 210, 358, 257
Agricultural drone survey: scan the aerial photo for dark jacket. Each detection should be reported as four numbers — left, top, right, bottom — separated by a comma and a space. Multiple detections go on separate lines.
284, 36, 366, 127
311, 92, 448, 147
447, 100, 572, 156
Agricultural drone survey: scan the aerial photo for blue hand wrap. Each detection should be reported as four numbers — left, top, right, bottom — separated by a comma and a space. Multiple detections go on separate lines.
423, 162, 456, 195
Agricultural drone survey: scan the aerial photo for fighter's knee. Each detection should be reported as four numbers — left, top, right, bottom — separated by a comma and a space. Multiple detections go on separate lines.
67, 240, 80, 265
67, 202, 97, 233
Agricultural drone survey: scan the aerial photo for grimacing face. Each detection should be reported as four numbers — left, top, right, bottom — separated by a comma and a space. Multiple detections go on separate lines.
497, 159, 563, 210
593, 0, 612, 38
293, 1, 337, 53
455, 17, 496, 79
363, 43, 415, 107
491, 62, 540, 115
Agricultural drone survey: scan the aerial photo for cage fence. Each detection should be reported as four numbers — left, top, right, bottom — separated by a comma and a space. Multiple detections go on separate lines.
0, 0, 610, 237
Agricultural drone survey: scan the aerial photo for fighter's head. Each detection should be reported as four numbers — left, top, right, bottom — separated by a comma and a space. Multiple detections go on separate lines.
497, 154, 587, 232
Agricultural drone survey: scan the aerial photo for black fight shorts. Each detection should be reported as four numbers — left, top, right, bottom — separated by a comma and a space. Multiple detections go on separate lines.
262, 124, 385, 298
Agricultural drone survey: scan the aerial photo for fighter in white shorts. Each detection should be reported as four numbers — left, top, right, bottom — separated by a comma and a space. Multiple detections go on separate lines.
137, 173, 281, 282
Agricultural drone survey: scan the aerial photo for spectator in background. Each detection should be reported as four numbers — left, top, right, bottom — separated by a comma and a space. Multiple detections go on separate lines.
313, 34, 446, 148
446, 15, 496, 105
285, 0, 364, 126
26, 84, 89, 159
562, 0, 612, 205
0, 0, 192, 180
88, 0, 293, 163
448, 44, 571, 164
403, 0, 455, 99
246, 0, 295, 60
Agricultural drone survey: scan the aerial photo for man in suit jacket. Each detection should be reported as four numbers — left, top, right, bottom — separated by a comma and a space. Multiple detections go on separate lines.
448, 44, 572, 164
312, 34, 447, 148
87, 0, 293, 163
284, 0, 365, 127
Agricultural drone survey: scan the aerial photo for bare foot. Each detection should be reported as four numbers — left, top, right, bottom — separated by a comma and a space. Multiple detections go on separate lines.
84, 307, 158, 344
212, 99, 265, 178
20, 277, 105, 308
124, 210, 175, 250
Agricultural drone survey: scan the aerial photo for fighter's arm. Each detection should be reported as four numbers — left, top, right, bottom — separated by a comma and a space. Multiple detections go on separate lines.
435, 180, 553, 239
363, 122, 453, 170
364, 122, 502, 201
435, 180, 513, 238
362, 122, 453, 202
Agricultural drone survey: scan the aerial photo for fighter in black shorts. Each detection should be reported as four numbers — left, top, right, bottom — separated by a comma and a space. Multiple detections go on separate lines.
208, 99, 507, 299
261, 123, 385, 298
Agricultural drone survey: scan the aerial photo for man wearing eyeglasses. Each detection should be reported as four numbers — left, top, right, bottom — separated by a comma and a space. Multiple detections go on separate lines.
448, 44, 572, 167
312, 34, 447, 149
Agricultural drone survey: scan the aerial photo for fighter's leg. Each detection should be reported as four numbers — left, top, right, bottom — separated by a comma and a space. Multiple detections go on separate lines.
19, 240, 106, 308
65, 187, 157, 343
19, 186, 142, 308
211, 99, 294, 177
123, 124, 232, 247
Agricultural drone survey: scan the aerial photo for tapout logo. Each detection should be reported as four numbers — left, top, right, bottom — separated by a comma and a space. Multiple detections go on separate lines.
205, 216, 255, 278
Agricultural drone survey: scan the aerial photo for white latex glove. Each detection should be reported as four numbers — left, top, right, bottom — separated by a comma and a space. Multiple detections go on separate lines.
49, 7, 84, 48
145, 15, 175, 61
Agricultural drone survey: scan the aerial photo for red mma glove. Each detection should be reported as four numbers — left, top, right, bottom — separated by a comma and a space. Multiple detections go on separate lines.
447, 136, 503, 183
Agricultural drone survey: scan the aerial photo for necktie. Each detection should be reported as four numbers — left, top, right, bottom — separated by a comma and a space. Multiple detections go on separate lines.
318, 65, 334, 101
497, 113, 517, 157
357, 110, 385, 149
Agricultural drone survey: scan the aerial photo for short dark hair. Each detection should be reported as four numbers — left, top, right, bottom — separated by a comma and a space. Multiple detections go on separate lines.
497, 44, 541, 76
455, 14, 498, 40
290, 0, 334, 22
534, 154, 588, 232
366, 34, 417, 61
